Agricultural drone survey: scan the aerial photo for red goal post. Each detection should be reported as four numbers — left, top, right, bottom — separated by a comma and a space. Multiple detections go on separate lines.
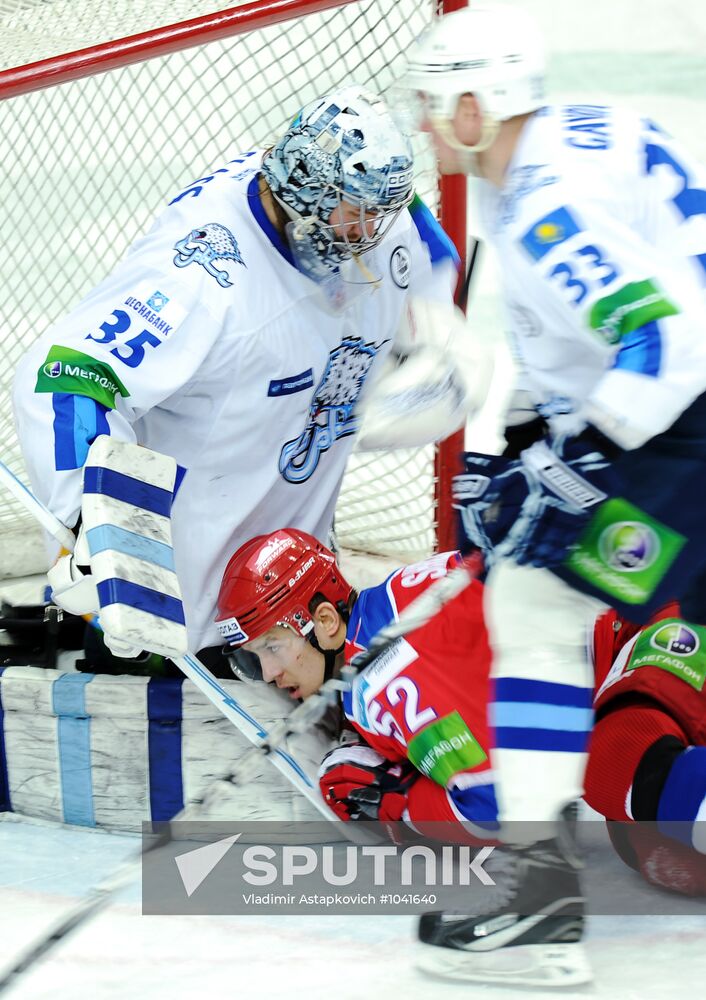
0, 0, 468, 575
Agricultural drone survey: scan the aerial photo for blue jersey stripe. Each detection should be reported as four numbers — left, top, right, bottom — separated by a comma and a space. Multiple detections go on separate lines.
147, 678, 184, 821
347, 574, 397, 651
97, 579, 186, 625
613, 319, 662, 377
73, 396, 97, 467
657, 746, 706, 849
52, 394, 79, 469
247, 174, 295, 266
86, 524, 175, 571
494, 677, 593, 709
494, 726, 590, 753
0, 669, 10, 812
449, 782, 499, 824
52, 394, 110, 471
84, 466, 174, 517
52, 673, 96, 827
409, 195, 461, 270
492, 703, 594, 732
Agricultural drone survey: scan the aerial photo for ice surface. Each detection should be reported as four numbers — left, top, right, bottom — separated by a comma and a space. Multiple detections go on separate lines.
1, 815, 705, 1000
2, 1, 706, 997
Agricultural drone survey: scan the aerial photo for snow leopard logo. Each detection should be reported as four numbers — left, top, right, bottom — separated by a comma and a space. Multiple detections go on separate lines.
173, 223, 245, 288
279, 336, 380, 483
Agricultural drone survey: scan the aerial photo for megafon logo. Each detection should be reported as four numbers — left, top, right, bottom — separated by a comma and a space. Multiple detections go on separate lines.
650, 622, 699, 657
598, 521, 659, 572
43, 361, 62, 378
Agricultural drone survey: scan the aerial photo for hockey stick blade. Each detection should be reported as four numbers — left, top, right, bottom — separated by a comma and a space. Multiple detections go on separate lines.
0, 786, 238, 994
0, 462, 483, 990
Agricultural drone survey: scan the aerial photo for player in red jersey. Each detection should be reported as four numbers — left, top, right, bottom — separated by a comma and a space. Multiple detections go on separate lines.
215, 527, 498, 836
584, 604, 706, 895
215, 528, 706, 899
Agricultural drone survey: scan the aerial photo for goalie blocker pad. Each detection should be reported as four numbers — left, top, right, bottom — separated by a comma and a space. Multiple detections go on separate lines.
81, 436, 188, 659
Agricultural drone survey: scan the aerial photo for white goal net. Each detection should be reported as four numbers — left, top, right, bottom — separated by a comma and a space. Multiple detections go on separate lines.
0, 0, 465, 577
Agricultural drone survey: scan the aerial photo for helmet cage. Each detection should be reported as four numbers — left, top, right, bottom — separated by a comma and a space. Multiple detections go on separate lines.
262, 86, 414, 280
285, 179, 410, 270
408, 89, 499, 163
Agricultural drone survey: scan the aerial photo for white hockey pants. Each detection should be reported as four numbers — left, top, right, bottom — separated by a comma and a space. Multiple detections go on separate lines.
483, 562, 607, 835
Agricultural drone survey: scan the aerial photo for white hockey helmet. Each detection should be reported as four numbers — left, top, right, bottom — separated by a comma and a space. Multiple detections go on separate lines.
404, 5, 545, 167
262, 85, 414, 282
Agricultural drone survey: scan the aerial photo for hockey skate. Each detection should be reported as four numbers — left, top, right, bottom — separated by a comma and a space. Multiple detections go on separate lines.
415, 821, 592, 988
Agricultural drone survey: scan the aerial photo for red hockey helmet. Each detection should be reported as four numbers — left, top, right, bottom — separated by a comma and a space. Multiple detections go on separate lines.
215, 528, 353, 647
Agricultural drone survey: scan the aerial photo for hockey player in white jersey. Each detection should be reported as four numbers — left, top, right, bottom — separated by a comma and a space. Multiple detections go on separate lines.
398, 3, 706, 987
11, 85, 461, 666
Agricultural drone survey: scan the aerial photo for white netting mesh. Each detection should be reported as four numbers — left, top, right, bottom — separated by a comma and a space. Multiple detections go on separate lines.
0, 0, 451, 577
0, 1, 278, 67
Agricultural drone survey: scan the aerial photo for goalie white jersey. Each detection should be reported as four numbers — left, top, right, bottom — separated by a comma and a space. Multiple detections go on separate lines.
12, 150, 455, 651
476, 103, 706, 449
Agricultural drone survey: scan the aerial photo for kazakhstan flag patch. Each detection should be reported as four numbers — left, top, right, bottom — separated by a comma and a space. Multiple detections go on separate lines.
520, 206, 582, 261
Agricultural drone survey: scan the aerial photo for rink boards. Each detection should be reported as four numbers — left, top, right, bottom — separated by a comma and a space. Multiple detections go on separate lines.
0, 666, 334, 831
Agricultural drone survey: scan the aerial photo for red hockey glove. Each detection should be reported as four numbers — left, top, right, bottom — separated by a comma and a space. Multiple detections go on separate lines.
318, 743, 417, 822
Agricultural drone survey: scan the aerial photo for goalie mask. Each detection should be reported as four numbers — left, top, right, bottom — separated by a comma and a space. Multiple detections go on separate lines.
403, 5, 545, 171
261, 86, 414, 284
215, 528, 353, 682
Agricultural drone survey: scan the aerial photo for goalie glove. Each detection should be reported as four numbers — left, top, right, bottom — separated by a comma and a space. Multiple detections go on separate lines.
318, 743, 417, 822
453, 428, 622, 569
354, 297, 492, 450
47, 527, 143, 658
47, 525, 99, 617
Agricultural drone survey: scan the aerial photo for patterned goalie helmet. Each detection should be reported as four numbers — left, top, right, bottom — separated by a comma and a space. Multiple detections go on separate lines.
262, 85, 414, 281
215, 528, 353, 650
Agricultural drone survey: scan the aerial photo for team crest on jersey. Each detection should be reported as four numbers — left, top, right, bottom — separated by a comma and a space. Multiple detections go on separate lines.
279, 336, 380, 483
173, 223, 246, 288
389, 246, 410, 288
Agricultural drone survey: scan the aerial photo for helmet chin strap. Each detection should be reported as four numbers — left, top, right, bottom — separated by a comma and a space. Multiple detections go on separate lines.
322, 644, 343, 682
350, 253, 382, 288
307, 625, 346, 683
431, 115, 499, 176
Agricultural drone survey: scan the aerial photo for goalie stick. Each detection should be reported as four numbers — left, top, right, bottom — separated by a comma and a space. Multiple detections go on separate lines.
456, 237, 482, 314
0, 456, 336, 819
0, 458, 482, 991
0, 749, 329, 996
0, 459, 76, 552
0, 554, 481, 994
